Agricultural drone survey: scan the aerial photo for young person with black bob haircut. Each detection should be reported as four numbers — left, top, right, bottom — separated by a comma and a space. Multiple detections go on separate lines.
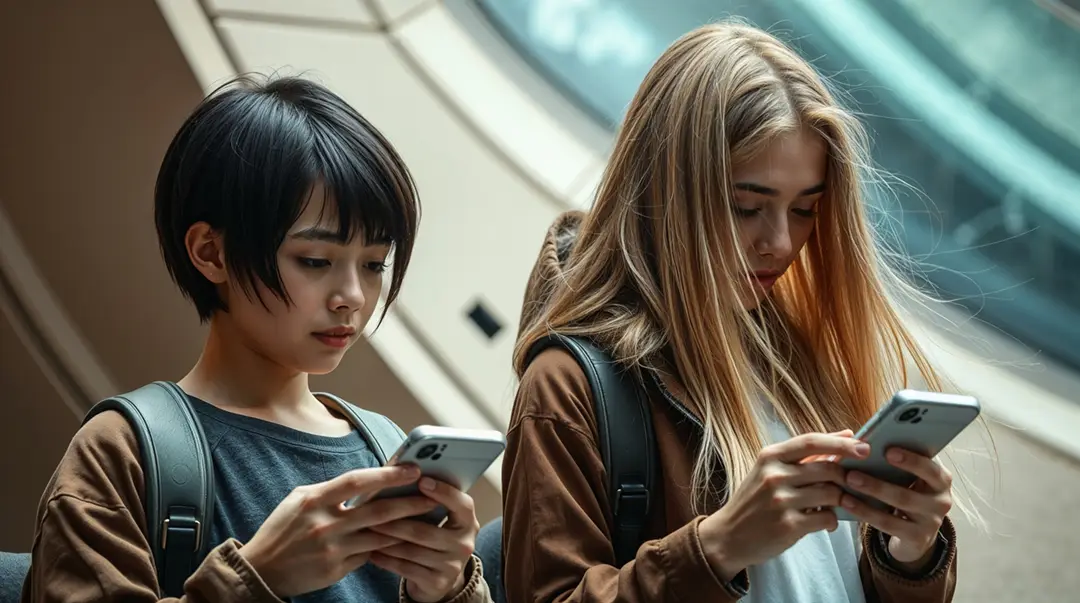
22, 76, 492, 603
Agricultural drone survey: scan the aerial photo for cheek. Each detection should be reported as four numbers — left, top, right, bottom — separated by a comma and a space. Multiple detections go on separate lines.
736, 221, 759, 254
790, 221, 816, 255
276, 265, 323, 311
360, 275, 384, 312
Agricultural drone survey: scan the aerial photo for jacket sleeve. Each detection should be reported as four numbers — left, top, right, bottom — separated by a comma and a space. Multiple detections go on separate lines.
501, 350, 745, 603
859, 519, 958, 603
399, 556, 494, 603
22, 411, 281, 603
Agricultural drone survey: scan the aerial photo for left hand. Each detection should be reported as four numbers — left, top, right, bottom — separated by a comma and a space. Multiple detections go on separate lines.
368, 477, 480, 602
839, 447, 953, 567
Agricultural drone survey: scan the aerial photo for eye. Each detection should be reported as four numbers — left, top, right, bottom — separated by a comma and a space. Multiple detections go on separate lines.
366, 261, 389, 274
298, 257, 330, 269
792, 207, 818, 218
734, 207, 760, 218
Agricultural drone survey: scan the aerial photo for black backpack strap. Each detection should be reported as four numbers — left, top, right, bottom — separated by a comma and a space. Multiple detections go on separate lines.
525, 334, 656, 566
83, 381, 214, 598
316, 393, 406, 465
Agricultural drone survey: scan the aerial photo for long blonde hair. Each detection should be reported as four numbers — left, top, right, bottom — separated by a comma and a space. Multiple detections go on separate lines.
514, 21, 952, 512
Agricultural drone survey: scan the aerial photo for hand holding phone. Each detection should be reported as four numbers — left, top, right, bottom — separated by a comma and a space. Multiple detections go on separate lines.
350, 425, 505, 602
833, 390, 979, 564
347, 425, 506, 525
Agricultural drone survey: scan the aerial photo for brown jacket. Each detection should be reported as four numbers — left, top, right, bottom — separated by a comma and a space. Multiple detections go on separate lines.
502, 347, 958, 603
21, 410, 492, 603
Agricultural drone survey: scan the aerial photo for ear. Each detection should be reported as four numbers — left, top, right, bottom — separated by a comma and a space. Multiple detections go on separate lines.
184, 222, 227, 285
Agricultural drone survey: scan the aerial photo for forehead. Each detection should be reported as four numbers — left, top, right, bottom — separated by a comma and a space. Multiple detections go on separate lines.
286, 184, 392, 246
732, 128, 827, 189
290, 186, 335, 230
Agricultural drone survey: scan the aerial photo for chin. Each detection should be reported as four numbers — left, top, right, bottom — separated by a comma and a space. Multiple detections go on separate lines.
303, 358, 345, 376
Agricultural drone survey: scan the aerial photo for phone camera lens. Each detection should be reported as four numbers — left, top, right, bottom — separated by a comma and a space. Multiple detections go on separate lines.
417, 444, 439, 459
899, 408, 919, 422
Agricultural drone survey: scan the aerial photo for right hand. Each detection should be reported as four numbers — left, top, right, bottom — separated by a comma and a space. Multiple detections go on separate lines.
238, 465, 439, 598
698, 430, 869, 580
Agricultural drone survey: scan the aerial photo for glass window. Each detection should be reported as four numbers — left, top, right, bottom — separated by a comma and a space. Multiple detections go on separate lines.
477, 0, 1080, 371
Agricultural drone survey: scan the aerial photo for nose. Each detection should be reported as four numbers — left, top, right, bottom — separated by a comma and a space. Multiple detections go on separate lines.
755, 211, 793, 259
329, 269, 366, 313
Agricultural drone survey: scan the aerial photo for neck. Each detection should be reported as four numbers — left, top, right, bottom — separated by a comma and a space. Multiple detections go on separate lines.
178, 313, 311, 410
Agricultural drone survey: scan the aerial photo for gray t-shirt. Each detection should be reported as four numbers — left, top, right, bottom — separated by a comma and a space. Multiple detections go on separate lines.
746, 402, 866, 603
189, 396, 402, 602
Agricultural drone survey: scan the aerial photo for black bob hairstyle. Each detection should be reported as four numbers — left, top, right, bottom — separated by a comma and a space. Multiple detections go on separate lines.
155, 74, 419, 323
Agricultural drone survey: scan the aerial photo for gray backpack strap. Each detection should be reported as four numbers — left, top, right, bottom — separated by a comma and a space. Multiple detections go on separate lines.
316, 393, 406, 465
83, 381, 214, 599
524, 334, 656, 567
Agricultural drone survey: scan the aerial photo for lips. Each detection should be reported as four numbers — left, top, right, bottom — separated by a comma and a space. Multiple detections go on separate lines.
313, 326, 356, 349
750, 270, 783, 288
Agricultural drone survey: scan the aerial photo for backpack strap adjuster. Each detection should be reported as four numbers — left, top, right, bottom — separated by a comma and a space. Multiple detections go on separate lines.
161, 508, 202, 551
613, 484, 650, 519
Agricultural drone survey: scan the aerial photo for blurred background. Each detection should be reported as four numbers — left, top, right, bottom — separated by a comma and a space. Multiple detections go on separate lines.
1, 0, 1078, 600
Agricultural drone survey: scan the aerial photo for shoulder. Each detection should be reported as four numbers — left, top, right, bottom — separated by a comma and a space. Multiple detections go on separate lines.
512, 347, 596, 438
49, 410, 144, 510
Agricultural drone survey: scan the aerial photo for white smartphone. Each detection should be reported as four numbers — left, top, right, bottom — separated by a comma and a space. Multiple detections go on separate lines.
834, 389, 980, 521
346, 425, 506, 525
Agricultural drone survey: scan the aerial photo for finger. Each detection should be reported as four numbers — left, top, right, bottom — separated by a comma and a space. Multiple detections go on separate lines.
765, 433, 870, 464
839, 494, 919, 539
789, 483, 845, 510
341, 530, 402, 557
318, 466, 421, 505
788, 460, 847, 487
790, 508, 839, 535
375, 541, 445, 568
369, 519, 452, 552
845, 472, 940, 520
344, 496, 440, 531
886, 448, 952, 493
798, 454, 834, 465
417, 478, 477, 531
369, 552, 440, 585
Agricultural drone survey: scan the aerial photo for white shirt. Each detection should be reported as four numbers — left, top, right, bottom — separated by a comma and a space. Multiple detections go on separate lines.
744, 403, 866, 603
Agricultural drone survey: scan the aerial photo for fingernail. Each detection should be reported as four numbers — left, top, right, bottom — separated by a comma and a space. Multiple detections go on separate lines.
888, 449, 904, 463
847, 472, 865, 487
855, 443, 870, 457
842, 496, 856, 510
419, 477, 436, 491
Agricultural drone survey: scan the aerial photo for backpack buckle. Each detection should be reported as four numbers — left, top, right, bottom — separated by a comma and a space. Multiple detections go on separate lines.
614, 484, 649, 518
161, 515, 202, 551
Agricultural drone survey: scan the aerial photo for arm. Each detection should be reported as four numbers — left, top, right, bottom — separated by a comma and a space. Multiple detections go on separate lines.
501, 350, 742, 603
859, 520, 958, 603
398, 556, 493, 603
23, 411, 281, 603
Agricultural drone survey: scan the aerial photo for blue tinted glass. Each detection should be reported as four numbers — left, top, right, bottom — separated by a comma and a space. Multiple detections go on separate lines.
477, 0, 1080, 371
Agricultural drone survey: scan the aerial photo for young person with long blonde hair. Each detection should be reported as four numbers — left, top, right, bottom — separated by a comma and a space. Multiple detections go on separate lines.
503, 21, 964, 603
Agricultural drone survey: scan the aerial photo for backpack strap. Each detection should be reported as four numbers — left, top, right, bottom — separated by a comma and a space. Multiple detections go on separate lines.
83, 381, 214, 599
316, 393, 407, 465
525, 334, 656, 566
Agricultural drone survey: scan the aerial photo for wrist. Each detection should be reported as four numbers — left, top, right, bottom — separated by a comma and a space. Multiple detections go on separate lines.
405, 563, 468, 603
884, 532, 937, 574
697, 515, 745, 583
236, 541, 278, 595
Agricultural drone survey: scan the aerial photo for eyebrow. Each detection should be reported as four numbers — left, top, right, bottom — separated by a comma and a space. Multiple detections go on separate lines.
289, 227, 347, 243
288, 227, 393, 246
734, 182, 826, 197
